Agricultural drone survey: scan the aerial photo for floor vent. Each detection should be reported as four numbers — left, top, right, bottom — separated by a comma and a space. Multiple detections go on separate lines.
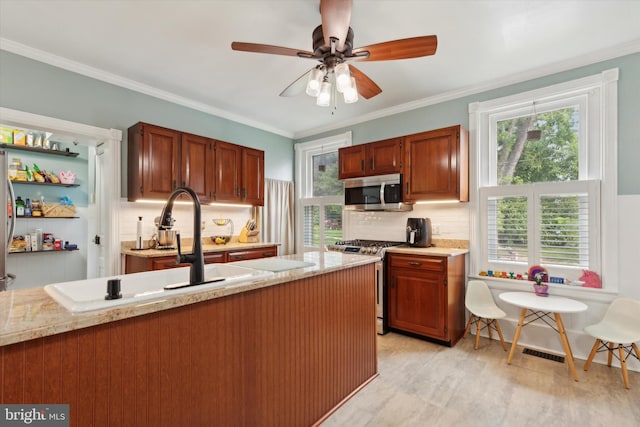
523, 348, 565, 363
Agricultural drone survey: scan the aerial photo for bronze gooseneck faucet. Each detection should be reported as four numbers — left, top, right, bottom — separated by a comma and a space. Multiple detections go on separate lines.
159, 186, 204, 285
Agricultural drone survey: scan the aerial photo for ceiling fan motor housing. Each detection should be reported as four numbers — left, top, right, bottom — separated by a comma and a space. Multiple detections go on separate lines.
312, 25, 354, 59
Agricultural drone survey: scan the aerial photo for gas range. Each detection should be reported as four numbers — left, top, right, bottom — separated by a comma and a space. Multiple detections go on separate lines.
326, 239, 406, 257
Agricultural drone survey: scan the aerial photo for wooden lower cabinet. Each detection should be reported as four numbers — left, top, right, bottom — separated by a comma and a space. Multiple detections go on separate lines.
386, 252, 465, 346
227, 246, 277, 262
1, 264, 377, 427
125, 245, 277, 273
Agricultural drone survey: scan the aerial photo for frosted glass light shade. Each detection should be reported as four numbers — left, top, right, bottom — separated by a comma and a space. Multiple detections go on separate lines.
317, 81, 332, 107
335, 63, 351, 93
343, 77, 359, 103
305, 68, 323, 97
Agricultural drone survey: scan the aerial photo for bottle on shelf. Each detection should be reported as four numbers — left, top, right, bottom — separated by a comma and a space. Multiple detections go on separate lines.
15, 196, 25, 217
25, 198, 32, 217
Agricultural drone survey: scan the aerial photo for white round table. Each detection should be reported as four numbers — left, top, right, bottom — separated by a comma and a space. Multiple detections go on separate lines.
499, 292, 588, 381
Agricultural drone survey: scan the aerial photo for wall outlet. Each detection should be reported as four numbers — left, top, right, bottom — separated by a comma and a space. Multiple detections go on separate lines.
432, 223, 441, 235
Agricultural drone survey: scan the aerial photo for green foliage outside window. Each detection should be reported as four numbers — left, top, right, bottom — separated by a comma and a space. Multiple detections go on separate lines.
493, 107, 583, 266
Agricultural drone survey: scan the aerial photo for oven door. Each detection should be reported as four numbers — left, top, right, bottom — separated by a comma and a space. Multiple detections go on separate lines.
375, 260, 388, 335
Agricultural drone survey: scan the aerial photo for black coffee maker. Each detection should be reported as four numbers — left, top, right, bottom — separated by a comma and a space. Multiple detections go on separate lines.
406, 218, 433, 247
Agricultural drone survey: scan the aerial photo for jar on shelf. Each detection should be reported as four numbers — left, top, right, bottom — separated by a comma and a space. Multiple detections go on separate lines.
8, 158, 21, 181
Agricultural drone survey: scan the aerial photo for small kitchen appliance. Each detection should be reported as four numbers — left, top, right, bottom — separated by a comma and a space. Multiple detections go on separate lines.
326, 239, 405, 334
152, 216, 177, 249
406, 217, 432, 248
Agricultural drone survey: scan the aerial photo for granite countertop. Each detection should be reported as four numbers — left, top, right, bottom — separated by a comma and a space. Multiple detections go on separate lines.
121, 238, 279, 258
386, 246, 469, 257
0, 252, 377, 347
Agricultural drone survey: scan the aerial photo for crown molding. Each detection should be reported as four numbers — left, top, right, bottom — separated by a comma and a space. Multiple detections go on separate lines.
0, 38, 294, 139
2, 37, 638, 142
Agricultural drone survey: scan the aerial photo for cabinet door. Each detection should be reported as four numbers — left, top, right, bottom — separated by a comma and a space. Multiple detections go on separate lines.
227, 246, 277, 262
181, 133, 215, 203
404, 126, 468, 202
338, 145, 366, 179
368, 137, 402, 176
215, 140, 242, 202
204, 252, 226, 264
128, 123, 180, 201
388, 268, 447, 339
242, 147, 264, 206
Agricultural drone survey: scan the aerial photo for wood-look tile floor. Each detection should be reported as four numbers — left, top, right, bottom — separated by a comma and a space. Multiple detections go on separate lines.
322, 332, 640, 427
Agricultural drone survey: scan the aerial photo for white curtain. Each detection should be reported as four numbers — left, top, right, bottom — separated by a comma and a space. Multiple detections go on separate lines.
260, 179, 295, 255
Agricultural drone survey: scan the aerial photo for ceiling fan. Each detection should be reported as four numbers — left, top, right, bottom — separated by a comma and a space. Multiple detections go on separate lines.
231, 0, 437, 106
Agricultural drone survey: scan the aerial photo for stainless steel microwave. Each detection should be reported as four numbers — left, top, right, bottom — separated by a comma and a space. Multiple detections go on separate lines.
343, 173, 413, 212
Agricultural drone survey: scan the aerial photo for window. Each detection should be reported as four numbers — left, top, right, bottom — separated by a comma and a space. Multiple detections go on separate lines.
470, 69, 618, 288
295, 132, 351, 252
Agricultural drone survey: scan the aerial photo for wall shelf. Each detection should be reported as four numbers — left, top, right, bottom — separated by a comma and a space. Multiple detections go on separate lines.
1, 143, 79, 157
9, 248, 80, 255
10, 180, 79, 188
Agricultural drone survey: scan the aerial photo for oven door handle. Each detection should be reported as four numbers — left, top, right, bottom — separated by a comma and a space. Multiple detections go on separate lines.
379, 181, 386, 208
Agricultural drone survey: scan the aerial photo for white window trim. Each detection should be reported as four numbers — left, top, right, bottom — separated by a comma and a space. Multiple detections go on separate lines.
469, 69, 618, 294
294, 131, 352, 253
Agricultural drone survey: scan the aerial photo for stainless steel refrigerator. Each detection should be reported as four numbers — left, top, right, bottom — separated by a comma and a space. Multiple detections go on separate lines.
1, 149, 16, 291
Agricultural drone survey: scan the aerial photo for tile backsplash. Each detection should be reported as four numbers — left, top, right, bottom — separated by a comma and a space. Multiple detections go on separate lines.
343, 202, 469, 242
119, 200, 254, 243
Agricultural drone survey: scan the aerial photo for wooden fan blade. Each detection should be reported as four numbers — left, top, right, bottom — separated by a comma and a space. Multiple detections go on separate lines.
279, 69, 312, 97
348, 65, 382, 99
231, 41, 314, 58
350, 35, 438, 61
320, 0, 352, 51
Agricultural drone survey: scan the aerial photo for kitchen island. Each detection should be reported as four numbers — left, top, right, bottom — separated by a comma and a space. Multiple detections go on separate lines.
0, 252, 378, 426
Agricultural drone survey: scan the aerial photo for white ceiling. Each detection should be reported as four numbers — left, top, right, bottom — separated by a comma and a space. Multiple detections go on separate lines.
1, 0, 639, 139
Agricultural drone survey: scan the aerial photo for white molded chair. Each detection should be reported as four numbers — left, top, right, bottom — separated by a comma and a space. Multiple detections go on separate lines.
463, 280, 507, 351
583, 297, 640, 389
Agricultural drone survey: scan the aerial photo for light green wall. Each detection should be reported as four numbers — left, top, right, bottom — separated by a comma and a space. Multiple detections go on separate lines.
297, 53, 640, 195
0, 50, 295, 197
2, 50, 638, 194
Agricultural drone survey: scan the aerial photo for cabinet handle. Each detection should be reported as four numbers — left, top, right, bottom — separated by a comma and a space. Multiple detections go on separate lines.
408, 261, 422, 266
173, 180, 177, 189
406, 182, 409, 194
370, 159, 374, 170
262, 252, 272, 257
391, 277, 395, 288
361, 159, 365, 171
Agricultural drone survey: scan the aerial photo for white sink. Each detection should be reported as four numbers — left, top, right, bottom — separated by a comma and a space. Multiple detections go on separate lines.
44, 263, 274, 313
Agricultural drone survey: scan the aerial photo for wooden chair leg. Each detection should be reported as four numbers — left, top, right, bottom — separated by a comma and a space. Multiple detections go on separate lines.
474, 317, 482, 350
487, 320, 494, 340
584, 339, 600, 371
619, 344, 631, 389
607, 342, 614, 366
494, 319, 507, 351
632, 343, 640, 361
463, 314, 475, 339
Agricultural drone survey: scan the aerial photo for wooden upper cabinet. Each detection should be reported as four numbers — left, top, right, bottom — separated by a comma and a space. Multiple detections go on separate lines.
128, 122, 180, 201
181, 133, 215, 203
214, 140, 242, 203
338, 145, 366, 179
242, 147, 264, 206
128, 122, 265, 206
403, 125, 468, 202
368, 137, 403, 176
338, 137, 402, 179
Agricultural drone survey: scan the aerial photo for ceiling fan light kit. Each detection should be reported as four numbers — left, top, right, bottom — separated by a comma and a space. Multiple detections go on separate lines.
231, 0, 438, 108
306, 67, 324, 97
